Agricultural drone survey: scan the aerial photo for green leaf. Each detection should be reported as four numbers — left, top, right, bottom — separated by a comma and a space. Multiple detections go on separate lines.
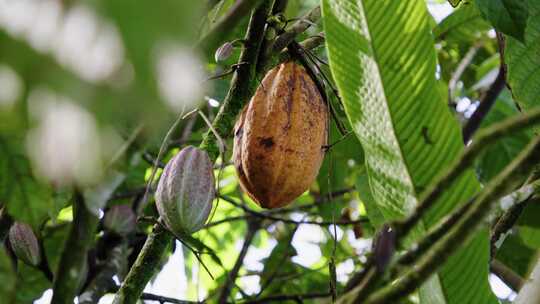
433, 3, 490, 42
476, 0, 529, 42
0, 136, 53, 229
0, 247, 16, 303
322, 1, 497, 303
475, 90, 533, 182
317, 121, 363, 221
354, 172, 385, 228
496, 234, 537, 277
505, 0, 540, 111
15, 264, 51, 303
517, 203, 540, 249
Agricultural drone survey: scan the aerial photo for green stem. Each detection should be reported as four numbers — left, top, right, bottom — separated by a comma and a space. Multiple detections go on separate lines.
51, 193, 100, 304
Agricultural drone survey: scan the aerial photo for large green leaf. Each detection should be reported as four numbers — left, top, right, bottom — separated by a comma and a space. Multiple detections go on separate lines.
476, 0, 529, 42
505, 0, 540, 111
322, 1, 497, 303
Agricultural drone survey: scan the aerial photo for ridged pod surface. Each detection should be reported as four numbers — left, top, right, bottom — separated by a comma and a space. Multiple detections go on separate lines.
8, 222, 41, 266
233, 62, 328, 209
155, 146, 215, 235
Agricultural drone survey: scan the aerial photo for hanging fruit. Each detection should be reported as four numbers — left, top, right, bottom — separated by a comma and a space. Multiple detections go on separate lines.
233, 61, 328, 209
8, 222, 41, 266
155, 146, 215, 235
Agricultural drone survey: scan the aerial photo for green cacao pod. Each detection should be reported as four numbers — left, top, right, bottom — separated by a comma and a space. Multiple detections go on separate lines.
233, 62, 328, 209
155, 146, 215, 234
104, 205, 136, 236
8, 222, 41, 266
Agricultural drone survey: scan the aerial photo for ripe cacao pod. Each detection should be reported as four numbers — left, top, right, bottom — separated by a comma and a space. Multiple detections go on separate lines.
233, 62, 328, 209
104, 205, 136, 236
8, 222, 41, 266
155, 146, 215, 235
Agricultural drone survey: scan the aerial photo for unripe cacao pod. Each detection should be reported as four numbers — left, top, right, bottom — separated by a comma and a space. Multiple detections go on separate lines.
8, 222, 41, 266
104, 205, 136, 236
215, 41, 234, 63
233, 62, 328, 209
155, 146, 215, 235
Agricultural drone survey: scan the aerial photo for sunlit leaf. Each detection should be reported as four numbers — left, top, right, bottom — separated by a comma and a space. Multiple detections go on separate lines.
322, 0, 497, 302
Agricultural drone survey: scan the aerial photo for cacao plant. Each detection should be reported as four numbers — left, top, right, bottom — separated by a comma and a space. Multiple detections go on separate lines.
233, 61, 328, 209
8, 222, 41, 266
155, 146, 215, 235
104, 204, 137, 236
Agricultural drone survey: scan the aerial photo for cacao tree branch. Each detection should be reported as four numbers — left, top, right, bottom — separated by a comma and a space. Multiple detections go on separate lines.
114, 2, 274, 302
354, 135, 540, 304
51, 192, 100, 304
200, 0, 274, 161
490, 184, 539, 258
217, 219, 260, 303
462, 66, 507, 143
113, 224, 171, 304
344, 108, 540, 297
491, 259, 525, 292
462, 32, 507, 143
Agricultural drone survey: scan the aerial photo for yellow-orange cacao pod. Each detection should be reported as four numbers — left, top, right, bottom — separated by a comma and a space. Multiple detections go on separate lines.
233, 62, 328, 209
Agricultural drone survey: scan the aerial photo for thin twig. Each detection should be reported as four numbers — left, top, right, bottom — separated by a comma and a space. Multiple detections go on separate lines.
218, 219, 260, 303
242, 292, 330, 303
448, 42, 482, 108
219, 195, 367, 226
